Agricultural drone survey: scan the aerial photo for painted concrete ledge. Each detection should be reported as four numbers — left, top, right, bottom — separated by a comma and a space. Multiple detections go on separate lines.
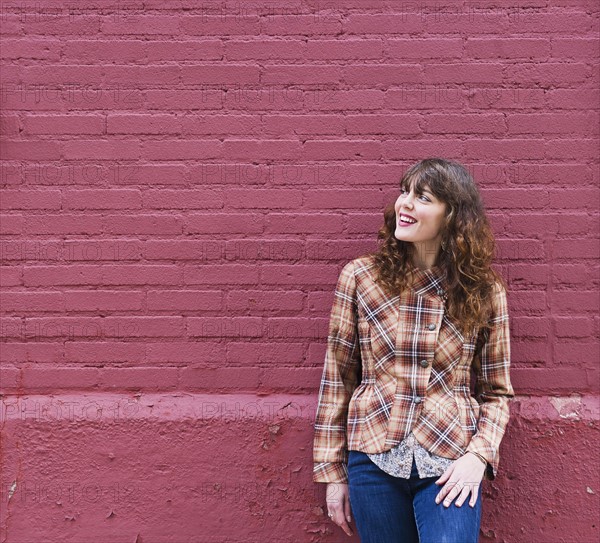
1, 394, 598, 543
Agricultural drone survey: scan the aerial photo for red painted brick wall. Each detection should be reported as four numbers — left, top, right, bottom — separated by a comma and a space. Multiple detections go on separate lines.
1, 1, 598, 542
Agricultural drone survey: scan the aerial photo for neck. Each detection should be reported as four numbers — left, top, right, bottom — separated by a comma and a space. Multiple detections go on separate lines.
411, 243, 442, 270
411, 256, 439, 271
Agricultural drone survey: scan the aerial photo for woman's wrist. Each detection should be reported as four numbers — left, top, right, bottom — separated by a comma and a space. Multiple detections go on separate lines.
467, 451, 487, 467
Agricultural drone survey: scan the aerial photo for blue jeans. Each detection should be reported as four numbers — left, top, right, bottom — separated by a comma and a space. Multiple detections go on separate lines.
347, 449, 482, 543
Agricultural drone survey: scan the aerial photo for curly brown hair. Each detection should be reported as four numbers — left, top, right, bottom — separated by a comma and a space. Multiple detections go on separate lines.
366, 158, 508, 340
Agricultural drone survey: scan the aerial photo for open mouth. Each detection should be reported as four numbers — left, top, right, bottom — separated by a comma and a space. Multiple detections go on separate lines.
398, 214, 417, 226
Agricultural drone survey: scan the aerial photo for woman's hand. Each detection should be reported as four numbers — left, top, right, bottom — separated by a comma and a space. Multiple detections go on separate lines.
326, 482, 354, 536
434, 452, 486, 508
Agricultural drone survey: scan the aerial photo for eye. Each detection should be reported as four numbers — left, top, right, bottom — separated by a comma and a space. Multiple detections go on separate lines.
400, 188, 430, 202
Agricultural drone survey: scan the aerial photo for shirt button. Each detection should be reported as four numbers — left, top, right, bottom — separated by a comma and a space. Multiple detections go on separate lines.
419, 359, 429, 367
414, 396, 422, 404
427, 323, 436, 331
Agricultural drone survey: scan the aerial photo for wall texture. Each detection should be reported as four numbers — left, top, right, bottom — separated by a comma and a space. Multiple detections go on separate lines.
1, 1, 598, 542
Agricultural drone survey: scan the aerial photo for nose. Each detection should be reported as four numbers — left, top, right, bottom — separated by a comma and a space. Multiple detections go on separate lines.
401, 192, 414, 210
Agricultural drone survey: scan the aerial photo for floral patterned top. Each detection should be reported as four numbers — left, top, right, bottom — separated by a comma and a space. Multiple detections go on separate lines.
366, 431, 455, 479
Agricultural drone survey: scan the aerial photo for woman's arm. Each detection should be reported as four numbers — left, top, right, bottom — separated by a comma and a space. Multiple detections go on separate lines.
465, 281, 515, 480
313, 260, 362, 484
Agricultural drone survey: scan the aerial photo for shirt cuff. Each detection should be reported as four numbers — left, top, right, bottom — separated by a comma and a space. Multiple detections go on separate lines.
313, 462, 349, 484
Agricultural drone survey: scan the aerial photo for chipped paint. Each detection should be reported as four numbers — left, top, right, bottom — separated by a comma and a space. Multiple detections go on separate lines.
7, 480, 17, 500
548, 395, 582, 420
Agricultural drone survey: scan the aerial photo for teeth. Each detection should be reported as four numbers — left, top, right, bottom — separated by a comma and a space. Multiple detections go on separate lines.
400, 216, 416, 224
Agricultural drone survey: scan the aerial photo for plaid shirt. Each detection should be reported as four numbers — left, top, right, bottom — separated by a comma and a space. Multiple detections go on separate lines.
313, 254, 514, 484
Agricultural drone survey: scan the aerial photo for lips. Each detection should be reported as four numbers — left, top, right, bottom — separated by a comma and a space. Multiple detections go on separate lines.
398, 213, 417, 225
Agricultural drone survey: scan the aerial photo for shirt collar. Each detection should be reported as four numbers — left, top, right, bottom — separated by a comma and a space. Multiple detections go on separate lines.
408, 263, 447, 299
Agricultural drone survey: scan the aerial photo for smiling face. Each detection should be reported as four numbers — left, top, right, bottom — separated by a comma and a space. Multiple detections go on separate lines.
394, 177, 448, 269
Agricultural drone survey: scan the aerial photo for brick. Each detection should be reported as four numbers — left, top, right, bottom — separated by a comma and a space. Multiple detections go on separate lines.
143, 190, 223, 210
62, 40, 147, 62
387, 39, 462, 59
99, 368, 178, 390
304, 189, 385, 209
505, 63, 589, 85
0, 190, 61, 210
465, 38, 550, 59
64, 140, 140, 160
262, 15, 341, 36
147, 290, 222, 311
466, 139, 545, 160
181, 65, 259, 85
552, 38, 598, 58
0, 116, 21, 135
507, 113, 598, 135
184, 265, 260, 286
22, 17, 100, 36
179, 367, 259, 390
265, 214, 344, 234
383, 139, 464, 159
303, 140, 381, 160
146, 342, 226, 363
343, 64, 421, 85
65, 342, 145, 363
512, 368, 590, 393
101, 15, 180, 35
263, 115, 343, 135
423, 113, 505, 134
0, 266, 22, 286
226, 291, 304, 312
107, 114, 181, 135
546, 89, 600, 109
0, 38, 61, 61
23, 115, 104, 134
224, 140, 302, 160
226, 39, 306, 60
63, 189, 142, 210
0, 342, 63, 364
21, 367, 99, 389
141, 141, 222, 160
0, 367, 19, 390
424, 63, 503, 84
185, 213, 263, 234
262, 65, 342, 85
183, 115, 261, 135
1, 292, 64, 312
147, 40, 223, 61
345, 114, 420, 134
258, 367, 322, 392
224, 189, 302, 209
180, 16, 261, 36
25, 215, 104, 235
344, 14, 424, 34
2, 141, 61, 160
65, 291, 144, 311
306, 39, 382, 60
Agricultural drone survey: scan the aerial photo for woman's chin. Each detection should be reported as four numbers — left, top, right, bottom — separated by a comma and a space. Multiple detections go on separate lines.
394, 230, 411, 241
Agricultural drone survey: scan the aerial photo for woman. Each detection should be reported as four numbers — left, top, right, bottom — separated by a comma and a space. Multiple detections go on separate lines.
312, 158, 514, 543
